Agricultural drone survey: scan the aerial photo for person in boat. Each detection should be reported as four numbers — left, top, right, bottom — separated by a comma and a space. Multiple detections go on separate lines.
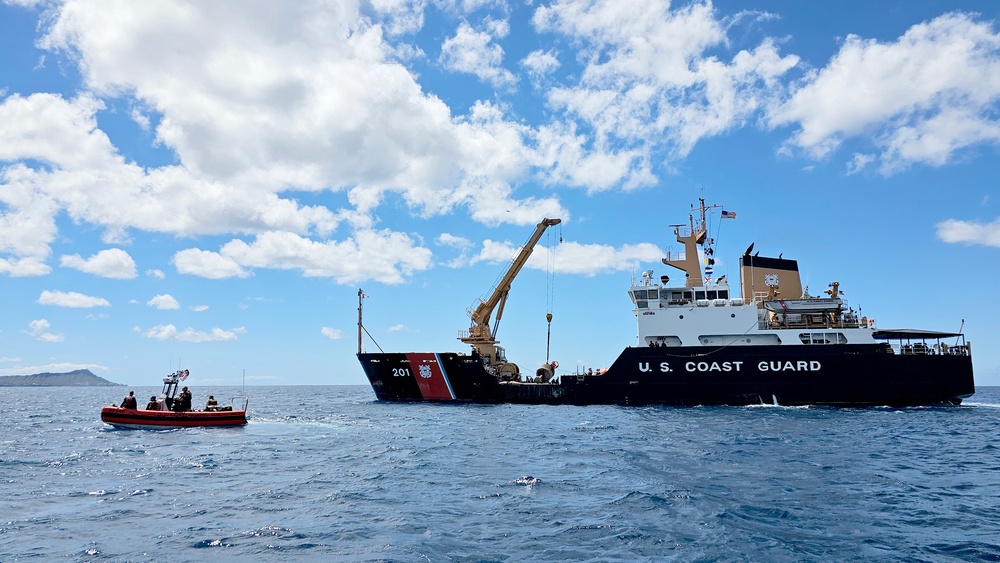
176, 386, 193, 412
120, 390, 138, 409
205, 395, 218, 411
146, 395, 161, 410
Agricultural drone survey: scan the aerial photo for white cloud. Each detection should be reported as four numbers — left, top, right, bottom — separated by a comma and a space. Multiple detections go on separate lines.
146, 268, 165, 279
2, 0, 47, 7
0, 256, 51, 277
172, 248, 249, 279
143, 324, 245, 342
440, 20, 517, 88
147, 293, 180, 310
0, 93, 340, 266
26, 319, 63, 342
437, 232, 475, 267
35, 1, 548, 216
437, 233, 473, 249
387, 324, 406, 332
936, 217, 1000, 247
60, 248, 137, 279
770, 12, 1000, 173
521, 49, 560, 81
533, 0, 798, 161
846, 153, 876, 175
174, 230, 433, 284
192, 304, 209, 312
472, 239, 663, 275
321, 327, 344, 339
38, 289, 111, 308
0, 1, 584, 280
368, 0, 426, 36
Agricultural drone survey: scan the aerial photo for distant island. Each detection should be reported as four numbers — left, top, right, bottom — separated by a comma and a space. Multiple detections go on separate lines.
0, 369, 122, 387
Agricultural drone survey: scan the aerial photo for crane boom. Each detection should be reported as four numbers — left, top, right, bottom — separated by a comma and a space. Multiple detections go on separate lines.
460, 217, 561, 377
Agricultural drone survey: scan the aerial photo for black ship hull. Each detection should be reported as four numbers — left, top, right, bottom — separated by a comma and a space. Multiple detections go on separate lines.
358, 345, 975, 406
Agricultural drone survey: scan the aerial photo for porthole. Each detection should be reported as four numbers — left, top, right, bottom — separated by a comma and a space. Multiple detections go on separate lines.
679, 315, 684, 319
731, 313, 736, 318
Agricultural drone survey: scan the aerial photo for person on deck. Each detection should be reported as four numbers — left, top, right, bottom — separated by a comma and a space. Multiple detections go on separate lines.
205, 395, 219, 410
178, 386, 193, 411
146, 395, 160, 410
120, 390, 137, 409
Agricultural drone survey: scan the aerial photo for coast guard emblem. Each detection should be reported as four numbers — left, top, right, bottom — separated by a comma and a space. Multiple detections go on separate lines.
418, 365, 433, 379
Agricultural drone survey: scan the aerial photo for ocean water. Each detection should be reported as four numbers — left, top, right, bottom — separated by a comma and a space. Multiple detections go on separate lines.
3, 385, 1000, 562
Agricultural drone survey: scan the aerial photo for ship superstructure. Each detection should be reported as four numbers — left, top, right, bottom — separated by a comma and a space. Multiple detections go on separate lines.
634, 199, 872, 349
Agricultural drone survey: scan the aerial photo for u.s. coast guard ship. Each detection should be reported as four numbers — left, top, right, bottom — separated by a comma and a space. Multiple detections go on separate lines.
357, 201, 974, 406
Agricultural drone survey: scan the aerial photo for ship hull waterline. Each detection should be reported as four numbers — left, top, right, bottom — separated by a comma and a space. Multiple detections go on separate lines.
358, 345, 974, 407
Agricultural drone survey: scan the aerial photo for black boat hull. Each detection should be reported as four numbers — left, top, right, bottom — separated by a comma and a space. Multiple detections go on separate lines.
358, 345, 975, 406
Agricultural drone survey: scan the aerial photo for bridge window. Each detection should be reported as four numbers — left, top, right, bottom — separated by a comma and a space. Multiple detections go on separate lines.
799, 332, 848, 345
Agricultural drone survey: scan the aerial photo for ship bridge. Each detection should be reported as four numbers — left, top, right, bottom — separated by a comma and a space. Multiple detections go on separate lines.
629, 270, 767, 347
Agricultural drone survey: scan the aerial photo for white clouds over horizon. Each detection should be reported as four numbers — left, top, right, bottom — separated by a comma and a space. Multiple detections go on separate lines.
146, 293, 180, 310
60, 248, 137, 279
936, 216, 1000, 247
471, 239, 663, 275
173, 230, 433, 284
141, 324, 245, 342
38, 289, 111, 308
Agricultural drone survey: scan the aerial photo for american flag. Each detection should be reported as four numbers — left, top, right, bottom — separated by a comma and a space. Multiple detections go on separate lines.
179, 369, 189, 381
721, 210, 736, 219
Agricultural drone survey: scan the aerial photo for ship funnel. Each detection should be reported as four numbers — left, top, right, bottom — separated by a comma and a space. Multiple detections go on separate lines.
660, 275, 670, 285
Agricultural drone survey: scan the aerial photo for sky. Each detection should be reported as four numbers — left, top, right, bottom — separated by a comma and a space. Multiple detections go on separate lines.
1, 0, 999, 387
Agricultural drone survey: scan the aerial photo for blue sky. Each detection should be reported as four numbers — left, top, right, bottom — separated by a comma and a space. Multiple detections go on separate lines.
1, 0, 999, 387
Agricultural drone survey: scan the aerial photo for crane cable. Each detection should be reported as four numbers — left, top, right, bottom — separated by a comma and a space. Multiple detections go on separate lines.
545, 224, 561, 364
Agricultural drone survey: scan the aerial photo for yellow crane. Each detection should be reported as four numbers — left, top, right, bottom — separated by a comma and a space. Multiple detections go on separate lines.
459, 217, 561, 379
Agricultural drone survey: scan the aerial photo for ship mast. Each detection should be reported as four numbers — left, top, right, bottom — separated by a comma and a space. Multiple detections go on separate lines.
662, 198, 719, 287
460, 218, 562, 377
357, 288, 365, 355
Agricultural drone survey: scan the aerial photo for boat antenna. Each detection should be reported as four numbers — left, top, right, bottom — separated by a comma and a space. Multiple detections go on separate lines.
956, 319, 965, 346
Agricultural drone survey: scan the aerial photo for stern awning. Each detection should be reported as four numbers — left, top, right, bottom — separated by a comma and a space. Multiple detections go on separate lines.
872, 329, 963, 340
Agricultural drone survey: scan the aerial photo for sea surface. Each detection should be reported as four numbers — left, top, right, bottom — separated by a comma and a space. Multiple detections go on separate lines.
3, 385, 1000, 562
